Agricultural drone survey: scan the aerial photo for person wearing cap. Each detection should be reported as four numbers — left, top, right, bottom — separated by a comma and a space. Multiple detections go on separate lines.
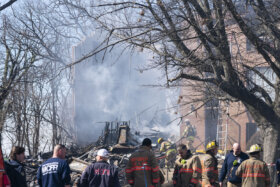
79, 148, 120, 187
235, 144, 270, 187
219, 143, 249, 187
200, 140, 219, 187
158, 138, 177, 168
126, 138, 160, 187
37, 144, 71, 187
172, 144, 202, 187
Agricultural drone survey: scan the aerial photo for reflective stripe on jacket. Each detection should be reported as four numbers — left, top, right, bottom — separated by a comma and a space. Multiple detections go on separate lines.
173, 155, 202, 187
200, 154, 218, 187
125, 146, 159, 187
235, 156, 270, 187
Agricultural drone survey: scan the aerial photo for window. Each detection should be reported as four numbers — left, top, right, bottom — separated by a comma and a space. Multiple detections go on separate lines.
247, 67, 275, 100
246, 38, 254, 52
246, 122, 257, 144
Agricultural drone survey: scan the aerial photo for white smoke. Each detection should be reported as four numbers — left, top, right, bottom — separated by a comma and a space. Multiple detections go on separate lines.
73, 37, 180, 144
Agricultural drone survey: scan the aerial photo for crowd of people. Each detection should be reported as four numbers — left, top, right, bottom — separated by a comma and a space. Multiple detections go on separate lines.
3, 138, 279, 187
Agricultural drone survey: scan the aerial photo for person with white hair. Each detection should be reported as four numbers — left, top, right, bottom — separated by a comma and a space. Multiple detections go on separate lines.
79, 148, 120, 187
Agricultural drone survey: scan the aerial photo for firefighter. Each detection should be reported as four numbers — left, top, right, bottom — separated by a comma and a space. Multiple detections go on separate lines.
235, 144, 270, 187
201, 140, 219, 187
182, 120, 196, 151
158, 138, 177, 168
126, 138, 160, 187
173, 144, 202, 187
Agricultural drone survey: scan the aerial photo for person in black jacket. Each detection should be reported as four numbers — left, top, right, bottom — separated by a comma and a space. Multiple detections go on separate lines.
79, 148, 120, 187
5, 146, 27, 187
276, 158, 280, 187
219, 143, 249, 187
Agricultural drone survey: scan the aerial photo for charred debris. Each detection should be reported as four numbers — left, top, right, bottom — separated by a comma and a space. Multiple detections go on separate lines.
25, 121, 163, 186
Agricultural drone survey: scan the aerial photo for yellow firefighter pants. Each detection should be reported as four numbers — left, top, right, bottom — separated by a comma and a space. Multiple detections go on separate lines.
165, 149, 176, 168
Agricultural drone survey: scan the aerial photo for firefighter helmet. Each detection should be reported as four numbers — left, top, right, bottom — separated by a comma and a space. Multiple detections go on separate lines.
158, 138, 163, 144
206, 140, 218, 151
247, 144, 262, 153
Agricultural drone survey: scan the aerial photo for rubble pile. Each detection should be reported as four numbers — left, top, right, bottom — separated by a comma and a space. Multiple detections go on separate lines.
24, 145, 135, 187
24, 122, 138, 187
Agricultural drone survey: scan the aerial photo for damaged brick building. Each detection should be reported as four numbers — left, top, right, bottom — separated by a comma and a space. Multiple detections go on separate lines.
178, 15, 274, 152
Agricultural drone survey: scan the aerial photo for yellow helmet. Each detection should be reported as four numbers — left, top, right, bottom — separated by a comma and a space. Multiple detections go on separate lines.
247, 144, 262, 153
158, 138, 163, 144
206, 140, 218, 151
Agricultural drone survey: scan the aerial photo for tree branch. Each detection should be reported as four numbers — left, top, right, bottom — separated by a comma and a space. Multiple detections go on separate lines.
0, 0, 17, 12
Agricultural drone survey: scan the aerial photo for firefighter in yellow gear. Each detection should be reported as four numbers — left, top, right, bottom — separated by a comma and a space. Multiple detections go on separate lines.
126, 138, 160, 187
200, 140, 219, 187
182, 120, 196, 151
173, 144, 202, 187
158, 138, 177, 168
235, 144, 270, 187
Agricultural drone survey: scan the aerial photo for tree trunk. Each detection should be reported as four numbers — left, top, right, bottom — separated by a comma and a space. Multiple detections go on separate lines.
263, 124, 280, 186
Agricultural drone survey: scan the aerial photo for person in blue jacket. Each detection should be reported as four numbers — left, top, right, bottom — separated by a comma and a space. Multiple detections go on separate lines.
219, 143, 249, 187
79, 148, 120, 187
37, 144, 71, 187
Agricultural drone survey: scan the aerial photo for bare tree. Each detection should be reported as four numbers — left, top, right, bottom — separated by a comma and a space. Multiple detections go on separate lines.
0, 16, 38, 136
0, 0, 79, 155
61, 0, 280, 183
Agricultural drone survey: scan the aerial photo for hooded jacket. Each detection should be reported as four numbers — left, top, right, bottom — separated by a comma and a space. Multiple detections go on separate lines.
219, 150, 249, 184
4, 159, 27, 187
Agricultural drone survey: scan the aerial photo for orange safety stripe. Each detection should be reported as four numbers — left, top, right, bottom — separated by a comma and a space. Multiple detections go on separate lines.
191, 178, 198, 184
179, 168, 193, 173
244, 165, 265, 169
125, 165, 152, 172
128, 179, 134, 184
242, 173, 265, 178
134, 166, 152, 171
125, 168, 133, 173
203, 167, 218, 174
193, 167, 202, 173
152, 177, 160, 183
131, 157, 148, 162
152, 166, 159, 172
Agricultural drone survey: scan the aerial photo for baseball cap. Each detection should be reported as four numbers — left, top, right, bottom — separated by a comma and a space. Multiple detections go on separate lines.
97, 149, 109, 158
